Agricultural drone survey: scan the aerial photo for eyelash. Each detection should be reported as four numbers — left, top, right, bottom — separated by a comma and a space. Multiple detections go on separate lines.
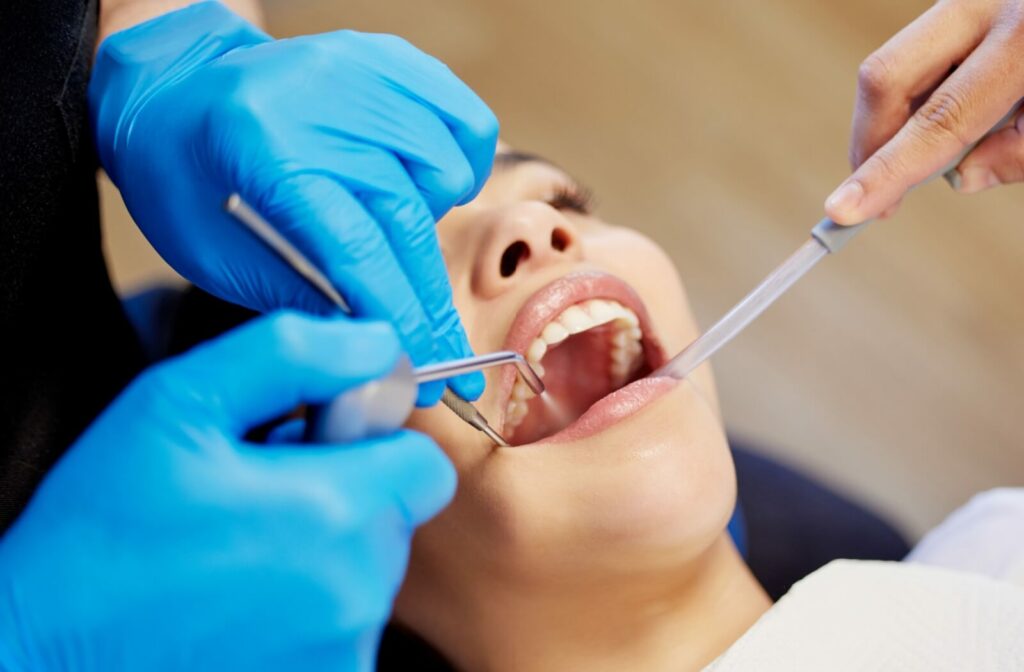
546, 183, 594, 215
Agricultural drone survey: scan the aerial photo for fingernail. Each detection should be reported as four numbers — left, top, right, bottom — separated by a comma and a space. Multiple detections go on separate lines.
825, 180, 865, 218
957, 167, 999, 194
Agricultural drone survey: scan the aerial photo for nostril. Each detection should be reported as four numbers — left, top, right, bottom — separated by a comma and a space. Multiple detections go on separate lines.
551, 228, 570, 252
500, 241, 531, 278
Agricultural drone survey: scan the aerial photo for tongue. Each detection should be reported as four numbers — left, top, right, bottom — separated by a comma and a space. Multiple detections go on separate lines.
511, 325, 619, 445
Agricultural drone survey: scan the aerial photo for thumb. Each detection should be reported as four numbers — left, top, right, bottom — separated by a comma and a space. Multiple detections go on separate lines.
249, 430, 457, 528
151, 311, 402, 436
949, 111, 1024, 194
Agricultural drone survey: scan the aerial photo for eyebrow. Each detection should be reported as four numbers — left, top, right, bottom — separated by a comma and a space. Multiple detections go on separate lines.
493, 150, 559, 172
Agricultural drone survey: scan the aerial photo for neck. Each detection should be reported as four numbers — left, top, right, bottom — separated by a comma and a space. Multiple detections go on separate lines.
399, 534, 770, 672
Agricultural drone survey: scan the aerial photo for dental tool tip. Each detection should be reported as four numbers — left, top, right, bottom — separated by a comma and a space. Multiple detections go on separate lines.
441, 389, 510, 447
480, 423, 510, 447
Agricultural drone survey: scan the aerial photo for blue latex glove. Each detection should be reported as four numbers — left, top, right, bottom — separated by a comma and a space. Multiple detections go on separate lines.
89, 1, 497, 405
0, 312, 455, 672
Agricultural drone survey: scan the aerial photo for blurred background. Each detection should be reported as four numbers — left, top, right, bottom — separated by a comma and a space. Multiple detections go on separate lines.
100, 0, 1024, 538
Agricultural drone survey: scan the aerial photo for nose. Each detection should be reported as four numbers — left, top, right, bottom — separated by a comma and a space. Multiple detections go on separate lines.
471, 201, 581, 299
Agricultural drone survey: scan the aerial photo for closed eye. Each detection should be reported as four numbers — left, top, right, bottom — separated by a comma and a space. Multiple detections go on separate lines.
546, 182, 594, 215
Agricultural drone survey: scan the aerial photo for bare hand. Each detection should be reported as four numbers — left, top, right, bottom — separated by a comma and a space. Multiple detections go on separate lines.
826, 0, 1024, 225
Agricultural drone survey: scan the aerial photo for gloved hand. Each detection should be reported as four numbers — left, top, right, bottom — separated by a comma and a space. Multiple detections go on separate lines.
89, 1, 497, 404
0, 312, 455, 672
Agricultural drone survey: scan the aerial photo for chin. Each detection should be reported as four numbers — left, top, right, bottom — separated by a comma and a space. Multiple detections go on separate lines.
408, 268, 738, 581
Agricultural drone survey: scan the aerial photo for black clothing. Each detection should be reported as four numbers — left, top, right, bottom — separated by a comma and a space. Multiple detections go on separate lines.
0, 0, 144, 531
732, 443, 910, 601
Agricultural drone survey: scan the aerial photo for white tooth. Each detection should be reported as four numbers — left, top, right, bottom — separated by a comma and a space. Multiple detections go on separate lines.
512, 377, 536, 400
625, 340, 643, 356
512, 381, 529, 400
505, 402, 519, 428
585, 299, 616, 323
616, 308, 639, 327
558, 305, 593, 334
541, 322, 569, 345
533, 362, 545, 378
606, 301, 627, 318
612, 347, 632, 365
506, 400, 526, 429
612, 330, 630, 349
628, 326, 642, 341
527, 338, 547, 363
610, 360, 629, 379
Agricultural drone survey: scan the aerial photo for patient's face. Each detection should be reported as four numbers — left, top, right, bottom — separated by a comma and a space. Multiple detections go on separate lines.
398, 146, 736, 611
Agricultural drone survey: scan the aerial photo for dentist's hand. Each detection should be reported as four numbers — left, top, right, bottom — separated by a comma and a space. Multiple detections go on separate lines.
826, 0, 1024, 225
90, 1, 497, 404
0, 313, 455, 672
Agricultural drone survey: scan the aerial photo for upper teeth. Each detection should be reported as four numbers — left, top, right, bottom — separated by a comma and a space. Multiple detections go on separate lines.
505, 299, 644, 434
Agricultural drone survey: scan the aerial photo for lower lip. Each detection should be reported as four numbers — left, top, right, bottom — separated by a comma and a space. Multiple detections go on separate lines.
534, 376, 678, 445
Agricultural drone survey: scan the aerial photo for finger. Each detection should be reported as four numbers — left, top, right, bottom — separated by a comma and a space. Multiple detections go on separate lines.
248, 172, 436, 369
149, 312, 401, 435
354, 153, 485, 400
827, 31, 1024, 224
879, 196, 903, 220
950, 108, 1024, 193
850, 1, 990, 168
330, 94, 482, 221
348, 33, 500, 203
247, 429, 457, 527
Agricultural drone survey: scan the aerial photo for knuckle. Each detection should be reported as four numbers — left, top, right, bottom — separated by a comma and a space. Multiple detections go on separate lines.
463, 102, 500, 144
209, 72, 265, 132
375, 32, 417, 53
913, 88, 972, 145
339, 222, 390, 265
434, 158, 476, 201
344, 30, 418, 60
857, 53, 895, 100
291, 36, 334, 68
865, 147, 905, 182
131, 362, 208, 413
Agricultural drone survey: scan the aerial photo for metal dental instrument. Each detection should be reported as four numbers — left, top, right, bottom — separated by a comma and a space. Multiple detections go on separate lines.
225, 194, 541, 445
654, 105, 1021, 382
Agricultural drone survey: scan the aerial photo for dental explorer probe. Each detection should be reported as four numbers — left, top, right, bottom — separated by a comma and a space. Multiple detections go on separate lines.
225, 194, 542, 445
653, 104, 1022, 382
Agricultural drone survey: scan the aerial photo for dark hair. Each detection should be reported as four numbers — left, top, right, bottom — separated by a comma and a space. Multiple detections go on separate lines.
377, 623, 456, 671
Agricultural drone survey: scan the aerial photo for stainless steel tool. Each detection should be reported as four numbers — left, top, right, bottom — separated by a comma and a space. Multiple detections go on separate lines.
225, 194, 543, 445
654, 105, 1021, 381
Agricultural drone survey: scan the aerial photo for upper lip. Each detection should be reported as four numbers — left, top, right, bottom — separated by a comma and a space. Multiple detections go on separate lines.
494, 270, 665, 434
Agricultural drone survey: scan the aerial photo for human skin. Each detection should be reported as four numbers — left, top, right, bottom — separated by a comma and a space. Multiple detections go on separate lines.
99, 0, 264, 45
827, 0, 1024, 224
394, 146, 771, 671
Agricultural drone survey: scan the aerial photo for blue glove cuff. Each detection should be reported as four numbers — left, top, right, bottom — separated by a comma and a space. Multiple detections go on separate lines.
90, 1, 271, 184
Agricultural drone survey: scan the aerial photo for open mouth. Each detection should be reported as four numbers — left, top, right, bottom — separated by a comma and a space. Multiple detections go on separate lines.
499, 272, 668, 446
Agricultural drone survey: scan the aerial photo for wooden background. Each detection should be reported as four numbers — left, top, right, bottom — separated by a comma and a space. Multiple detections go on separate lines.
101, 0, 1024, 537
